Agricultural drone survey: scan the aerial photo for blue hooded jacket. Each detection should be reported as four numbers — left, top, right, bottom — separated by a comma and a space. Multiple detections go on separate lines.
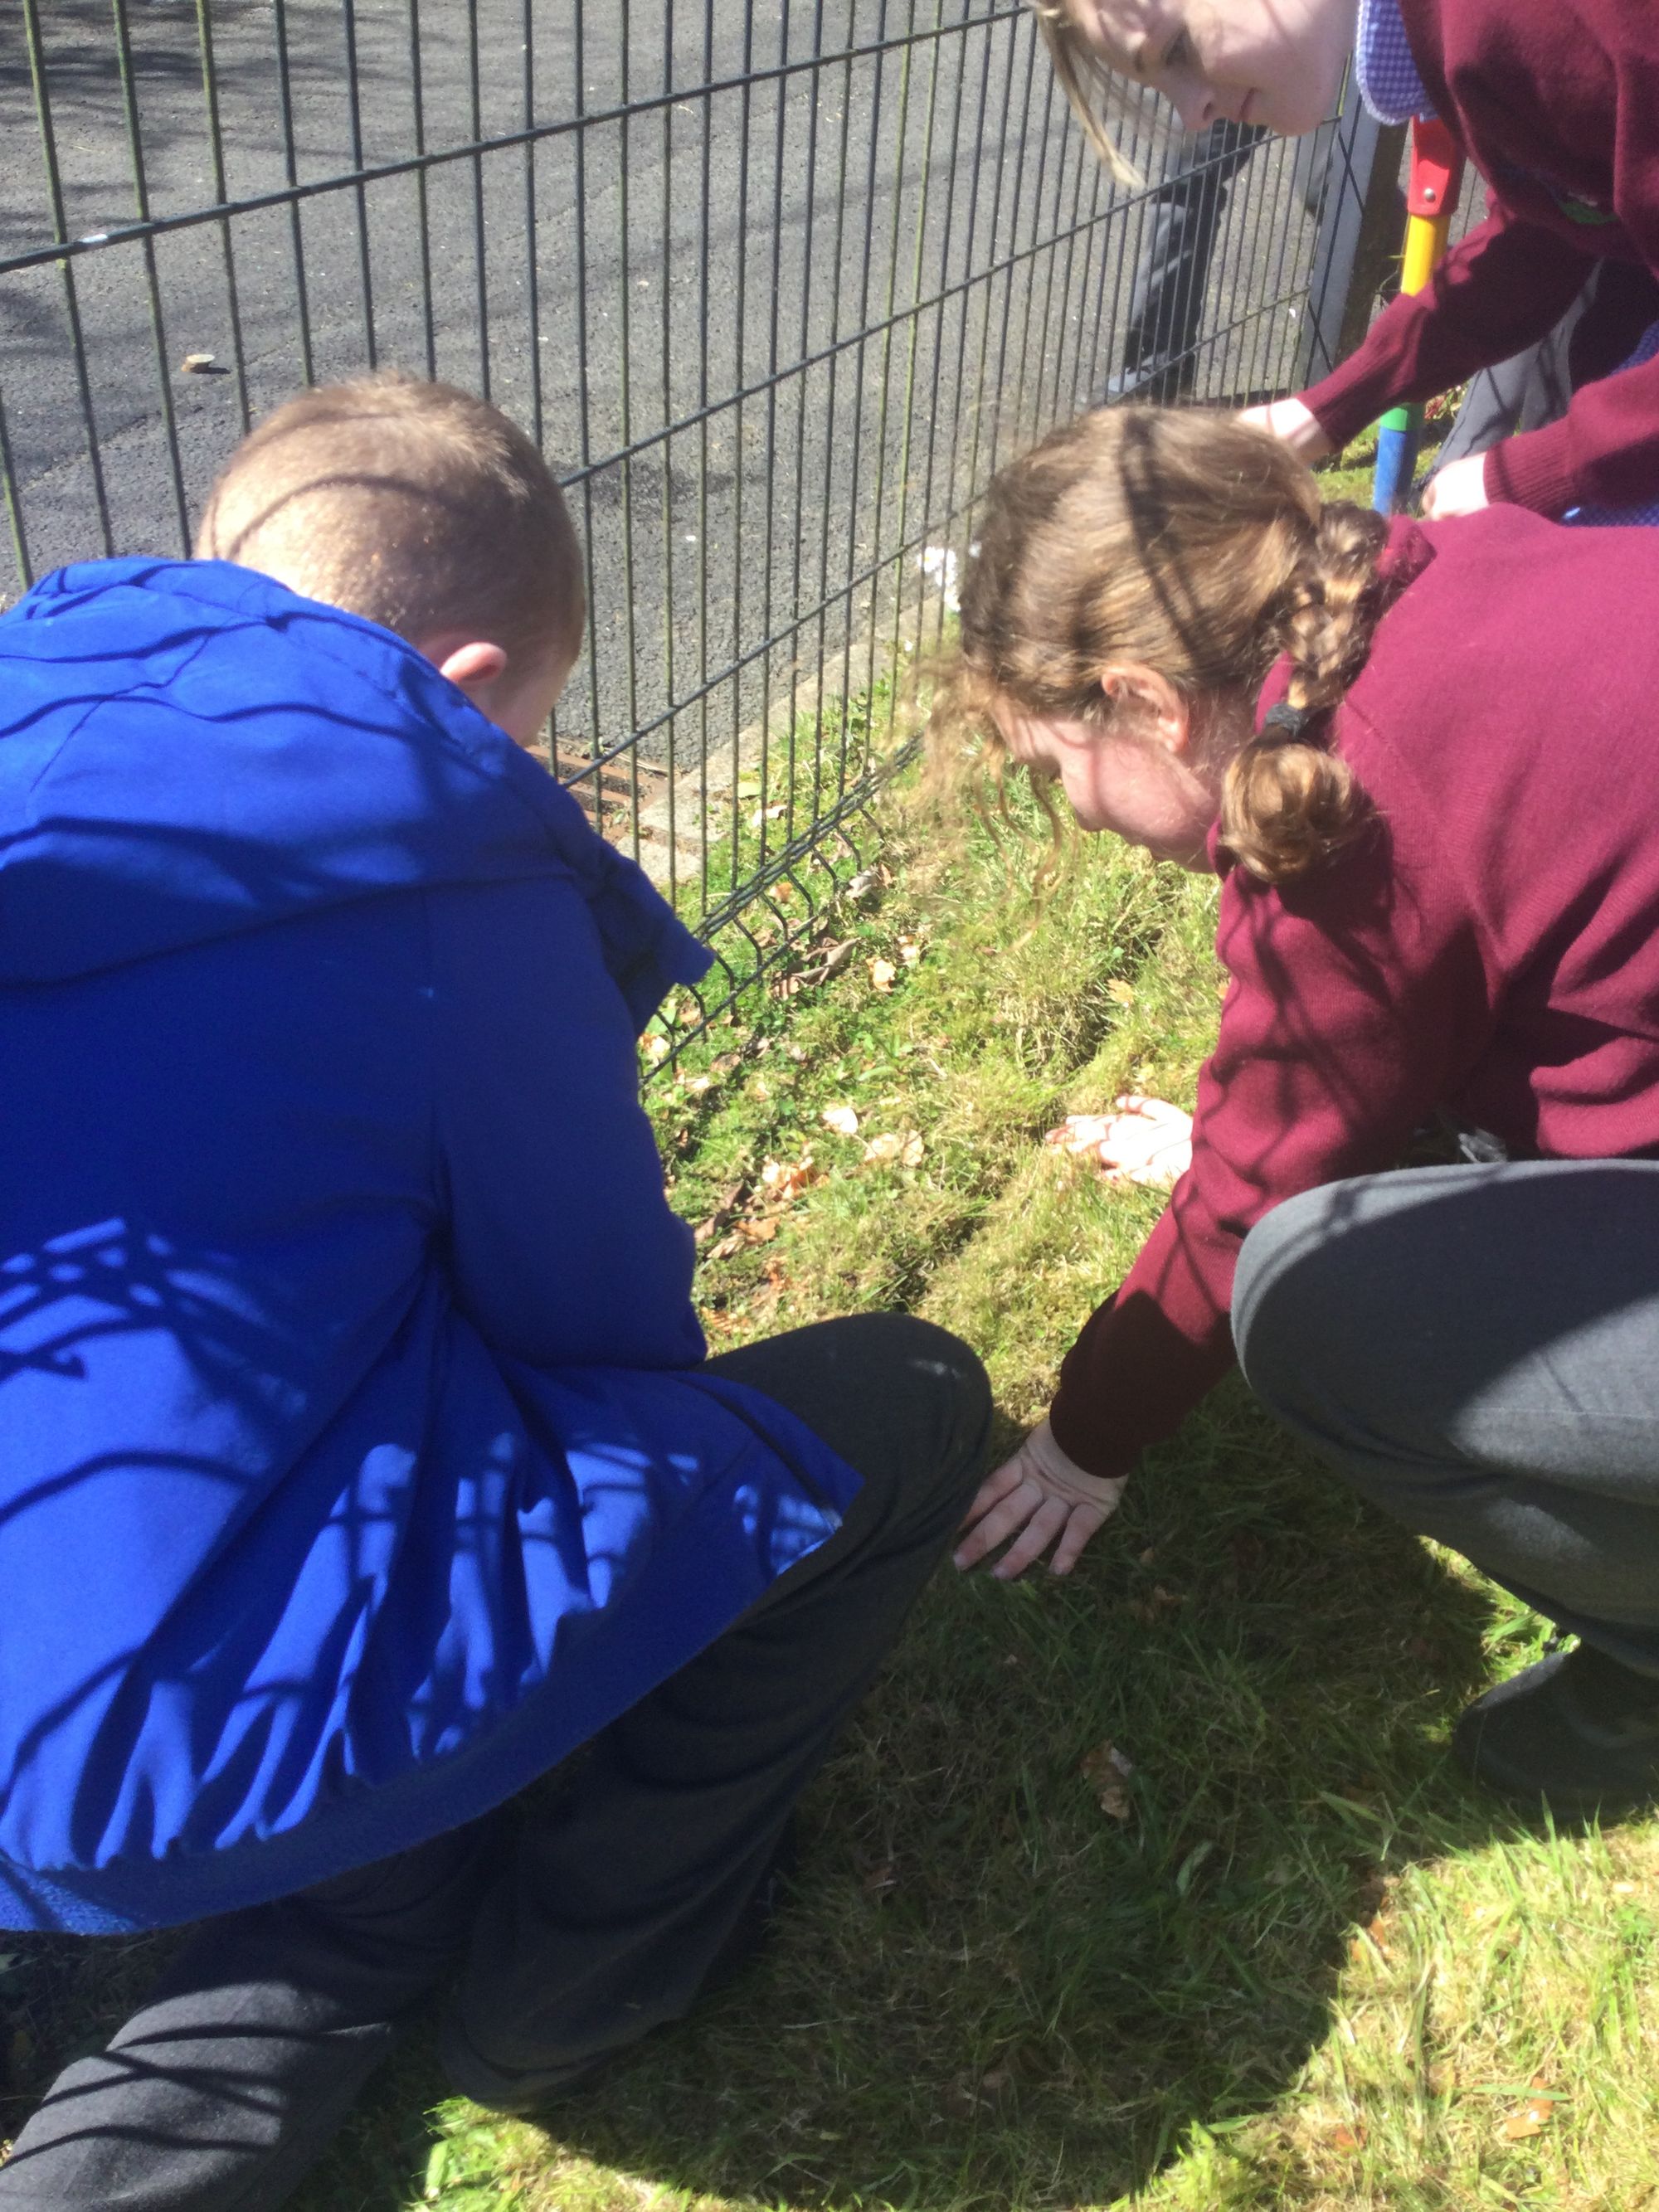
0, 558, 860, 1934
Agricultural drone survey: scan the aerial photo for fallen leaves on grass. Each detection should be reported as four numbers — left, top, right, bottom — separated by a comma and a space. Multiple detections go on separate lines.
1126, 1583, 1185, 1626
821, 1103, 860, 1136
774, 937, 855, 999
698, 1154, 823, 1259
863, 1130, 925, 1167
760, 1154, 821, 1204
693, 1179, 751, 1245
1106, 977, 1136, 1005
868, 955, 898, 992
1501, 2107, 1550, 2142
1501, 2080, 1562, 2141
1080, 1740, 1135, 1821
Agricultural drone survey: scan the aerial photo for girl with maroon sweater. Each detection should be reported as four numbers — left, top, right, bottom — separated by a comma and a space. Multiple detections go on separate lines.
1035, 0, 1659, 523
936, 406, 1659, 1814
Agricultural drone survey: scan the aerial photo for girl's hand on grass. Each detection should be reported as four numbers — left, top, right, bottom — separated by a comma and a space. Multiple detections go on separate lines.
1418, 451, 1490, 519
1047, 1096, 1194, 1189
954, 1418, 1128, 1580
1238, 396, 1332, 464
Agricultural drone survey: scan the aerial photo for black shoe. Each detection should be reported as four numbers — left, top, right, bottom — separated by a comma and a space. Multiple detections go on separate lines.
440, 1816, 799, 2113
1454, 1643, 1659, 1815
1102, 357, 1197, 406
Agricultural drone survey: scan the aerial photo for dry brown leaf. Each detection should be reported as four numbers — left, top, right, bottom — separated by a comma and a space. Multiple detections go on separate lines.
868, 956, 898, 991
642, 1032, 672, 1063
1106, 978, 1136, 1006
693, 1180, 750, 1244
1329, 2123, 1364, 2153
1080, 1741, 1135, 1821
1501, 2103, 1552, 2141
821, 1103, 859, 1136
899, 940, 923, 967
760, 1155, 820, 1205
859, 1130, 924, 1168
737, 1217, 780, 1243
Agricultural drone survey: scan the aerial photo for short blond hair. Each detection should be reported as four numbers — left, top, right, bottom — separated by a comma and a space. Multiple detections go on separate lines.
197, 370, 583, 667
1030, 2, 1143, 185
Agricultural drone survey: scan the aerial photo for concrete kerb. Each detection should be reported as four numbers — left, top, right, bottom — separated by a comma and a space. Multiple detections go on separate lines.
624, 580, 949, 892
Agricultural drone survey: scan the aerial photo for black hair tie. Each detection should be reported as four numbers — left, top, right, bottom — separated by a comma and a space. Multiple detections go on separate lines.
1261, 701, 1318, 741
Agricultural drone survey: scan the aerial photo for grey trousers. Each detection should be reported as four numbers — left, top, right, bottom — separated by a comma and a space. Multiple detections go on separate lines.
1116, 119, 1268, 397
1234, 1160, 1659, 1672
0, 1315, 991, 2210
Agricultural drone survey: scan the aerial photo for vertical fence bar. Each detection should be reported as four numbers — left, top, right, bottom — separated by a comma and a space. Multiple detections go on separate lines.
521, 0, 543, 446
657, 0, 679, 903
409, 0, 438, 382
109, 0, 192, 552
0, 372, 33, 596
271, 0, 316, 387
193, 0, 251, 434
22, 0, 114, 560
465, 0, 489, 396
615, 4, 644, 862
340, 0, 378, 367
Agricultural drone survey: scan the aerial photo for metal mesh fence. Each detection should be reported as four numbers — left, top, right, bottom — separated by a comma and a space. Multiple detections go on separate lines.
0, 2, 1376, 1046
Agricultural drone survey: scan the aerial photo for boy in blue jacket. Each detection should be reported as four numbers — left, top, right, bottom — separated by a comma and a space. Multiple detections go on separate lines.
0, 372, 990, 2210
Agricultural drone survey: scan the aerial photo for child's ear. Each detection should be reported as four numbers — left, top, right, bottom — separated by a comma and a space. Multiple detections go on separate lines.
432, 640, 510, 697
1099, 663, 1191, 756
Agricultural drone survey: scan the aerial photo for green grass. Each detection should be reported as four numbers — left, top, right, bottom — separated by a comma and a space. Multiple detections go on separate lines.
253, 776, 1659, 2212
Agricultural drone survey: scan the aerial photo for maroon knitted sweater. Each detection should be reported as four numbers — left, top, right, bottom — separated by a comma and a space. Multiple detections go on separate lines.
1300, 0, 1659, 518
1049, 512, 1659, 1478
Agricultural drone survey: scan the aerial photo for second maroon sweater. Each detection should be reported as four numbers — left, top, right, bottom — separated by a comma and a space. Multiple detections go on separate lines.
1301, 0, 1659, 518
1049, 510, 1659, 1478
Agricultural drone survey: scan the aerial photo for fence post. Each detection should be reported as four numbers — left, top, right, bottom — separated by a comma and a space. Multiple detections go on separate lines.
1297, 73, 1407, 389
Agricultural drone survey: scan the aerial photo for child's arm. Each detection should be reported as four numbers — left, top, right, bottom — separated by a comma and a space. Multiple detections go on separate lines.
424, 875, 705, 1373
1296, 201, 1600, 507
1048, 821, 1488, 1484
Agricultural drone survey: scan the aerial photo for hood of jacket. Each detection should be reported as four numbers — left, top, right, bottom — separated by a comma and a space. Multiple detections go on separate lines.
0, 558, 709, 1024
